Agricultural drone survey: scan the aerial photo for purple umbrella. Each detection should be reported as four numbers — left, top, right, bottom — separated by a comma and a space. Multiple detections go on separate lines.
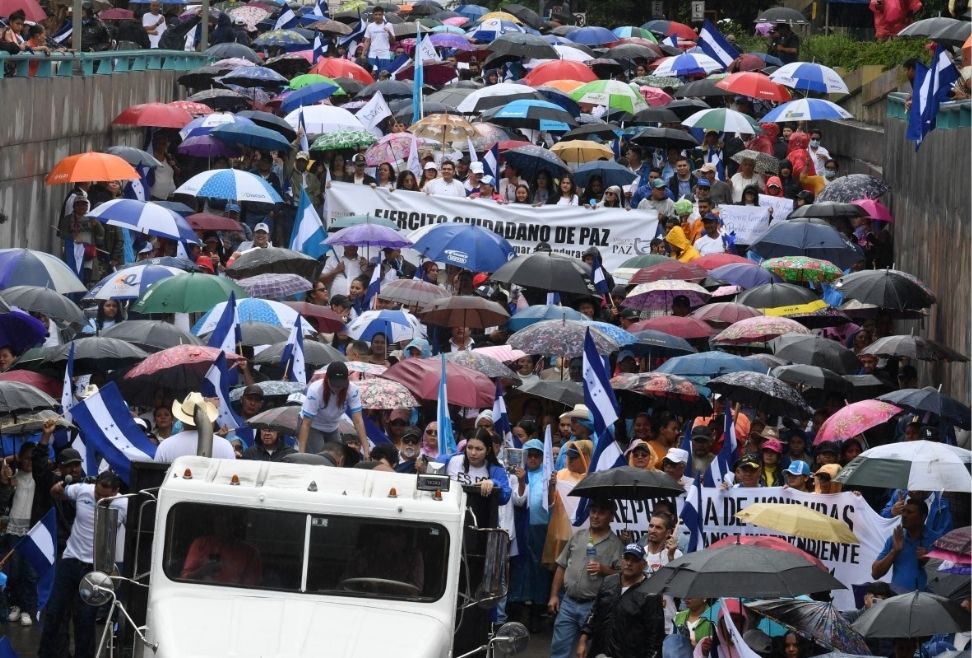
0, 310, 48, 354
429, 33, 474, 50
177, 135, 241, 158
324, 224, 412, 249
710, 263, 781, 290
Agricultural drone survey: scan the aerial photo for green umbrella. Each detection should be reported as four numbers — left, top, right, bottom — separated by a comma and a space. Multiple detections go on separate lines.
570, 80, 649, 115
681, 107, 761, 135
761, 256, 843, 285
328, 214, 400, 230
309, 129, 378, 152
132, 272, 248, 314
289, 73, 347, 93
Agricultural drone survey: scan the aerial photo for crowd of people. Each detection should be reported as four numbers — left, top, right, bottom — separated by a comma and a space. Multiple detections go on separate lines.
1, 1, 970, 657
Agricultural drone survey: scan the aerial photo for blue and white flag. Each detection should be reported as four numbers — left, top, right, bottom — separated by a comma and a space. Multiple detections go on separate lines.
703, 404, 737, 487
338, 13, 366, 51
466, 137, 479, 164
311, 0, 328, 18
52, 19, 72, 44
541, 423, 553, 511
290, 188, 328, 260
206, 291, 240, 355
274, 7, 298, 29
545, 291, 561, 306
298, 107, 310, 152
482, 143, 499, 180
0, 636, 19, 658
492, 381, 517, 448
362, 414, 393, 448
591, 252, 610, 295
312, 34, 328, 63
697, 19, 740, 70
202, 352, 244, 432
279, 322, 306, 384
907, 44, 959, 150
61, 343, 75, 424
15, 508, 57, 617
355, 89, 392, 138
69, 382, 157, 485
663, 34, 679, 48
436, 353, 457, 455
412, 24, 425, 124
678, 478, 705, 552
362, 263, 381, 311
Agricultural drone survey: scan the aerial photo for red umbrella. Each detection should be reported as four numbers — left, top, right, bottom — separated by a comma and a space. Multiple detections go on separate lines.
168, 100, 215, 117
648, 20, 696, 40
380, 357, 494, 408
311, 58, 374, 84
0, 370, 61, 397
630, 316, 714, 339
694, 253, 753, 270
523, 60, 597, 86
690, 302, 764, 327
113, 102, 194, 129
729, 53, 769, 72
716, 72, 791, 102
281, 302, 346, 333
395, 62, 458, 86
187, 213, 244, 232
98, 8, 135, 20
122, 345, 245, 389
629, 261, 707, 284
493, 139, 531, 153
709, 535, 827, 571
0, 0, 45, 21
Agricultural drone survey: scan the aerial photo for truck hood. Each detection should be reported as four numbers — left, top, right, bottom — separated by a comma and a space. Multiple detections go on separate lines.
149, 592, 452, 658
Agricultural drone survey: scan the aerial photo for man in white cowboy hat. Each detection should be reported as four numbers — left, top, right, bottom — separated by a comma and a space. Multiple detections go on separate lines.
154, 393, 236, 463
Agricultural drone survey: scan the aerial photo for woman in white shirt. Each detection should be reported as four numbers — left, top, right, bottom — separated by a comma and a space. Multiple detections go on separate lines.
554, 174, 579, 206
729, 157, 762, 203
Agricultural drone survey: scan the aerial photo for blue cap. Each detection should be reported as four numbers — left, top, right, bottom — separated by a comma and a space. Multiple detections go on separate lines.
225, 203, 241, 213
696, 178, 711, 188
785, 461, 812, 476
623, 543, 646, 560
523, 438, 544, 453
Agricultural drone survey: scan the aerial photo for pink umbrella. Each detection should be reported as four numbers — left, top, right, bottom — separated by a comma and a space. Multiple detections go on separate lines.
851, 198, 894, 222
381, 358, 495, 408
813, 400, 903, 445
711, 316, 810, 345
639, 85, 673, 107
443, 16, 469, 26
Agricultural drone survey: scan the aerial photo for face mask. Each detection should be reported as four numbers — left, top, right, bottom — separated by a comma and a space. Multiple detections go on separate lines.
809, 139, 820, 149
824, 170, 837, 179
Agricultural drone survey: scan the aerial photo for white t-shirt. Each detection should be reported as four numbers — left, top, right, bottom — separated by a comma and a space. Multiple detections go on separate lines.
424, 178, 467, 197
143, 11, 167, 48
300, 379, 363, 432
446, 454, 491, 486
809, 146, 831, 175
7, 471, 36, 536
364, 21, 395, 59
694, 232, 726, 255
64, 483, 129, 564
645, 546, 683, 632
154, 429, 237, 462
730, 172, 762, 203
321, 253, 364, 297
556, 194, 579, 206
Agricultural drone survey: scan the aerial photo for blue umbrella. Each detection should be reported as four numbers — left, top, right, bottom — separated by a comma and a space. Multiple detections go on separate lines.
193, 298, 313, 334
567, 26, 618, 46
152, 201, 194, 216
412, 224, 515, 273
749, 218, 863, 269
587, 321, 637, 346
481, 99, 577, 131
85, 263, 186, 301
769, 62, 849, 95
210, 123, 292, 152
709, 263, 781, 290
503, 144, 570, 180
86, 199, 199, 244
656, 350, 768, 378
627, 329, 696, 357
0, 249, 86, 294
279, 82, 342, 114
761, 98, 853, 123
456, 4, 488, 20
572, 161, 637, 189
653, 52, 724, 77
0, 311, 48, 354
469, 20, 528, 42
508, 305, 586, 331
217, 65, 290, 88
346, 310, 419, 343
536, 88, 582, 117
175, 169, 283, 204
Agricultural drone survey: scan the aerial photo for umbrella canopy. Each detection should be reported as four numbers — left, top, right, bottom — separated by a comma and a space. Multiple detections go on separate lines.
283, 105, 364, 136
736, 503, 859, 543
816, 174, 889, 203
712, 316, 810, 345
245, 406, 302, 435
836, 440, 971, 492
194, 299, 314, 336
224, 247, 319, 281
102, 145, 162, 168
236, 273, 313, 300
0, 286, 86, 328
770, 62, 849, 94
629, 126, 699, 150
523, 60, 597, 86
101, 320, 201, 352
709, 263, 780, 290
627, 330, 697, 358
549, 140, 615, 166
0, 311, 48, 354
789, 202, 867, 220
682, 107, 760, 135
122, 345, 245, 396
814, 399, 904, 445
86, 199, 199, 244
755, 7, 810, 24
707, 371, 814, 418
897, 16, 971, 44
186, 213, 244, 233
877, 387, 972, 430
569, 466, 685, 499
730, 149, 780, 175
749, 218, 863, 269
175, 169, 283, 204
623, 281, 710, 311
694, 253, 752, 270
490, 252, 595, 296
761, 256, 843, 285
346, 309, 424, 343
691, 302, 764, 328
377, 279, 451, 309
0, 249, 86, 294
771, 334, 860, 374
481, 99, 577, 131
770, 364, 849, 394
445, 350, 519, 381
409, 113, 477, 143
507, 305, 586, 332
380, 357, 494, 407
418, 296, 509, 329
653, 53, 724, 78
211, 123, 292, 152
629, 316, 714, 340
861, 334, 968, 362
43, 337, 148, 373
310, 57, 374, 84
0, 371, 61, 399
509, 320, 618, 357
657, 351, 766, 379
0, 381, 58, 418
205, 43, 261, 63
309, 129, 378, 153
113, 102, 194, 129
502, 143, 571, 179
571, 160, 637, 189
744, 600, 871, 655
716, 72, 791, 101
46, 152, 139, 185
709, 535, 826, 571
85, 263, 186, 301
834, 269, 935, 312
851, 591, 970, 638
132, 273, 248, 314
851, 198, 894, 222
353, 378, 420, 410
569, 79, 648, 114
253, 340, 346, 371
762, 98, 853, 123
512, 379, 584, 406
642, 543, 846, 598
611, 372, 708, 412
325, 224, 411, 250
411, 223, 514, 273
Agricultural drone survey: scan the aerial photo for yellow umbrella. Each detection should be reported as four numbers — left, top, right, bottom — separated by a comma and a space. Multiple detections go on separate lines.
550, 140, 614, 165
761, 299, 829, 316
735, 502, 859, 544
480, 10, 521, 22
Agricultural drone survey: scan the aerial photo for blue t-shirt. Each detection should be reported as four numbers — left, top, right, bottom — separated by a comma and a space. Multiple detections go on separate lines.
876, 529, 935, 592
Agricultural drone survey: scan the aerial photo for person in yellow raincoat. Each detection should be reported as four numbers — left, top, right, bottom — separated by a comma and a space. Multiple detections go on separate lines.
664, 217, 701, 262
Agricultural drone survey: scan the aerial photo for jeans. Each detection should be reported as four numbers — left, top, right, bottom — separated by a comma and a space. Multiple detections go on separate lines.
39, 558, 99, 658
550, 595, 593, 658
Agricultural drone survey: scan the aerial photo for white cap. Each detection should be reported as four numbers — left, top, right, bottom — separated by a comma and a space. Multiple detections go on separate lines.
424, 162, 438, 171
469, 162, 484, 174
664, 447, 689, 464
254, 222, 270, 233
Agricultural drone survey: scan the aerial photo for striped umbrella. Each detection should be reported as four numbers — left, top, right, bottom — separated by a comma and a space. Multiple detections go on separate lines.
652, 53, 723, 78
770, 62, 849, 94
682, 107, 760, 134
761, 98, 853, 123
86, 199, 199, 244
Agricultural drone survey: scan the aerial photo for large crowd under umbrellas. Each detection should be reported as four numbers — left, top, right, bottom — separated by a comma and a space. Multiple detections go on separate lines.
1, 0, 971, 656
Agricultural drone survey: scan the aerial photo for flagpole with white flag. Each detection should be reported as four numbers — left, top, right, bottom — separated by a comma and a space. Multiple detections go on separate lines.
541, 423, 553, 511
290, 188, 328, 260
60, 343, 75, 424
280, 322, 306, 384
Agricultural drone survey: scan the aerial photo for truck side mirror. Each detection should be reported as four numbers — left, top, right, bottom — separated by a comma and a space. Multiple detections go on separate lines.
93, 503, 120, 575
490, 622, 529, 656
473, 528, 509, 608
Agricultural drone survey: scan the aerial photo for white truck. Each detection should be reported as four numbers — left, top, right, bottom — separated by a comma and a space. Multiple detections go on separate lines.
85, 456, 526, 658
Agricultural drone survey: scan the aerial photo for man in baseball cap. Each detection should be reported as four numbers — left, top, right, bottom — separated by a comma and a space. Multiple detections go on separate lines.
732, 454, 762, 488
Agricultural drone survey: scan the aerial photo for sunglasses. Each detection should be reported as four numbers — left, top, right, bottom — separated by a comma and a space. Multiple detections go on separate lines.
402, 437, 420, 445
425, 429, 438, 436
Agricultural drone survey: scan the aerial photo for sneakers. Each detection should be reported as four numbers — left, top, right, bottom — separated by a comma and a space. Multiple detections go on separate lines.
19, 612, 31, 627
6, 606, 20, 623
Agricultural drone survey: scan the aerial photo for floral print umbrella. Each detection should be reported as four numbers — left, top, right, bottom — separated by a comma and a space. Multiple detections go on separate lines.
707, 371, 815, 419
309, 129, 378, 152
355, 378, 419, 409
445, 351, 520, 382
611, 372, 702, 401
761, 256, 843, 285
623, 281, 711, 311
509, 319, 619, 357
712, 316, 810, 345
813, 400, 903, 444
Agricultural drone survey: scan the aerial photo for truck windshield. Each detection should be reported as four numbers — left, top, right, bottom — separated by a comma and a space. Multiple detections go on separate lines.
163, 502, 449, 602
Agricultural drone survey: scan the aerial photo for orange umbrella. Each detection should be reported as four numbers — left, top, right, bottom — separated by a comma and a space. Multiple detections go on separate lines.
46, 152, 139, 185
963, 33, 971, 67
716, 72, 791, 102
311, 58, 374, 84
523, 60, 597, 86
539, 79, 585, 94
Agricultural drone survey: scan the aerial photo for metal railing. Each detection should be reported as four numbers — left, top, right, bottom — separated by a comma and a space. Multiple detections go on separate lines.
0, 49, 211, 79
887, 91, 972, 129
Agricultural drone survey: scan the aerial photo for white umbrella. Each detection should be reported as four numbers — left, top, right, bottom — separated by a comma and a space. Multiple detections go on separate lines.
682, 107, 760, 135
283, 105, 364, 136
346, 309, 426, 343
523, 44, 594, 67
836, 440, 972, 493
652, 53, 723, 78
174, 169, 282, 204
769, 62, 850, 95
456, 82, 538, 113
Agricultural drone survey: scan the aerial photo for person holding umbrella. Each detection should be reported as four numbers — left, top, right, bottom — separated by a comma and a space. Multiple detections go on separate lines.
871, 497, 935, 592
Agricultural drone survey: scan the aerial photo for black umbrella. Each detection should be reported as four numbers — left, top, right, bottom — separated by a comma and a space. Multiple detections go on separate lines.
551, 25, 578, 36
925, 560, 971, 601
43, 337, 148, 373
103, 146, 163, 168
245, 405, 302, 435
204, 42, 261, 63
674, 78, 734, 98
755, 7, 810, 24
665, 98, 711, 119
219, 322, 293, 347
749, 218, 863, 269
178, 65, 226, 89
843, 374, 894, 401
224, 247, 320, 281
770, 364, 850, 394
707, 371, 814, 419
631, 107, 680, 124
0, 381, 59, 418
502, 144, 571, 180
427, 86, 477, 109
851, 591, 970, 638
487, 32, 558, 62
394, 101, 458, 125
263, 52, 312, 77
815, 174, 888, 203
627, 330, 697, 358
407, 0, 443, 16
568, 466, 685, 500
559, 121, 622, 141
504, 3, 542, 28
861, 334, 968, 362
333, 76, 365, 96
390, 21, 432, 38
588, 58, 625, 78
0, 286, 86, 329
898, 17, 971, 45
788, 202, 867, 220
512, 380, 584, 407
735, 282, 819, 309
187, 88, 251, 112
356, 79, 414, 100
643, 543, 846, 598
744, 599, 870, 654
490, 252, 595, 296
834, 269, 936, 312
630, 126, 698, 149
101, 320, 201, 352
770, 334, 860, 374
236, 110, 298, 141
878, 387, 972, 430
608, 43, 662, 62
